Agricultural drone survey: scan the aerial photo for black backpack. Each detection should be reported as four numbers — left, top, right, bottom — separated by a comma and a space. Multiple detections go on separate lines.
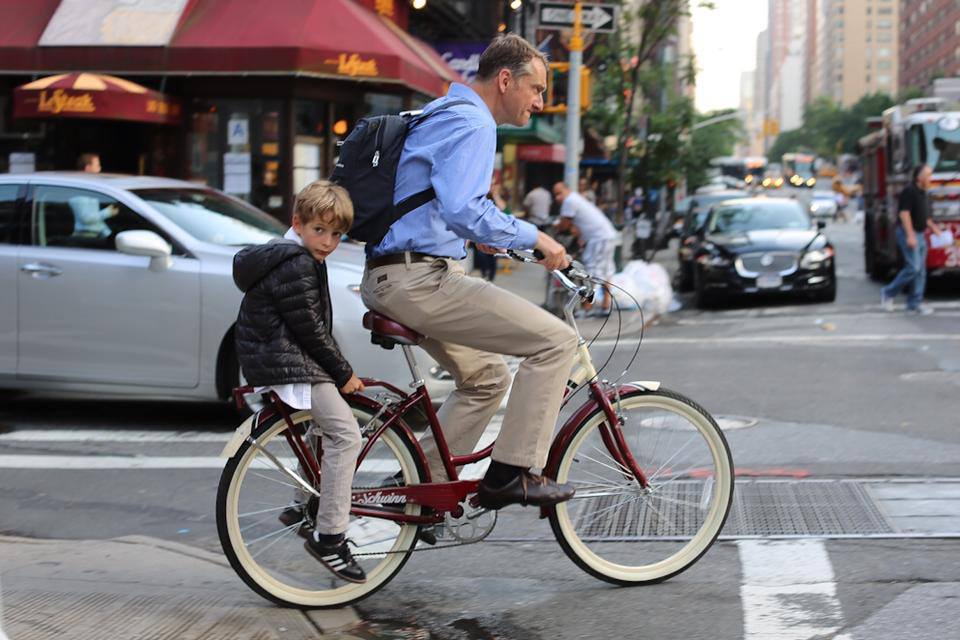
330, 99, 472, 245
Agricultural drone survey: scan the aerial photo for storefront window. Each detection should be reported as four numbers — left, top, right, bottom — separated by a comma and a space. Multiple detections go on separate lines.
294, 100, 327, 193
186, 98, 285, 215
364, 92, 403, 117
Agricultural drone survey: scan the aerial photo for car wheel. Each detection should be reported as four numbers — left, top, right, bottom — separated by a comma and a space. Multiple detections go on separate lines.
693, 269, 715, 309
813, 281, 836, 303
218, 340, 252, 418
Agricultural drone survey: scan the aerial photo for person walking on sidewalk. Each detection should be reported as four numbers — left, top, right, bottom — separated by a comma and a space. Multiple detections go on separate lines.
233, 181, 367, 583
880, 165, 944, 315
522, 184, 553, 228
360, 34, 577, 511
552, 181, 618, 316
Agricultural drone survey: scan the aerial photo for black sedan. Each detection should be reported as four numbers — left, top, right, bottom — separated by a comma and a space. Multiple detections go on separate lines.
675, 189, 748, 290
691, 198, 836, 308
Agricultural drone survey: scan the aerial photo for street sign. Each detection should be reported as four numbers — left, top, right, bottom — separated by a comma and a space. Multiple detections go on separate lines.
537, 2, 618, 33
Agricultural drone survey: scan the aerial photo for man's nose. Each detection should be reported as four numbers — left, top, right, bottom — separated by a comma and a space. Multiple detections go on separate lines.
533, 93, 544, 112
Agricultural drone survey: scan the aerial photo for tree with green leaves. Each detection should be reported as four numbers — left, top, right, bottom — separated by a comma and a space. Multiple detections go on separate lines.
584, 0, 711, 219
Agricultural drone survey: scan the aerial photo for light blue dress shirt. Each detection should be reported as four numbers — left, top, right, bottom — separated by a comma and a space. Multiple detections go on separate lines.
369, 83, 539, 259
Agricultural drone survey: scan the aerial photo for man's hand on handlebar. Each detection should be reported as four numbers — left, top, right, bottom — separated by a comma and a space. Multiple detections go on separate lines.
535, 231, 571, 271
475, 243, 503, 255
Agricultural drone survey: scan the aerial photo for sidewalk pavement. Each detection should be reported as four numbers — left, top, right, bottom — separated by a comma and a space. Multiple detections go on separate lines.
0, 535, 372, 639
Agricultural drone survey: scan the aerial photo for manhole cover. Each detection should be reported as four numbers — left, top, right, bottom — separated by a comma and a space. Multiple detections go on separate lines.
715, 415, 759, 430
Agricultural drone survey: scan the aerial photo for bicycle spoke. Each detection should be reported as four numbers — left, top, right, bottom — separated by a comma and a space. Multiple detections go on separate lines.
588, 443, 631, 475
246, 520, 302, 550
238, 504, 295, 519
647, 433, 698, 484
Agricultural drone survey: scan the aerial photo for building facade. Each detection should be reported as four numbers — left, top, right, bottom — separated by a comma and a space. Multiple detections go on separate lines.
898, 0, 960, 94
0, 0, 458, 218
812, 0, 899, 107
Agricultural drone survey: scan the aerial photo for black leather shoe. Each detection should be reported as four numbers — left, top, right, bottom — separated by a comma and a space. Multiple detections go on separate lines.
476, 471, 575, 510
304, 536, 367, 583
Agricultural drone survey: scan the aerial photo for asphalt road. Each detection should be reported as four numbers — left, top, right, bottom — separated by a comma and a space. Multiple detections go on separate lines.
2, 216, 959, 639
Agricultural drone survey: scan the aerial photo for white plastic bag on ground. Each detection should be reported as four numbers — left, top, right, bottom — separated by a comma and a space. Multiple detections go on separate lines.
608, 260, 675, 316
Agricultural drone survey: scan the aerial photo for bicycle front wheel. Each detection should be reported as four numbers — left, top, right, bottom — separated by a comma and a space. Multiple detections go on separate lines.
216, 404, 424, 608
549, 387, 733, 585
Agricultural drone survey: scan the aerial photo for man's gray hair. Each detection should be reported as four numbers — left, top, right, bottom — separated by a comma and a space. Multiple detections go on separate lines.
476, 34, 548, 82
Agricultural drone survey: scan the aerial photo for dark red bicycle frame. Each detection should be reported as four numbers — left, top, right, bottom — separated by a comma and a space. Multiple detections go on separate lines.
233, 373, 652, 527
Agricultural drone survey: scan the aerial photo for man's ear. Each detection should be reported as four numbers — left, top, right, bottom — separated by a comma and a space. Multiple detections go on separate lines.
498, 68, 512, 94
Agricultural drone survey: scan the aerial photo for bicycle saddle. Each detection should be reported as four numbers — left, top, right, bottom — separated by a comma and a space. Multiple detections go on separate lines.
362, 311, 424, 349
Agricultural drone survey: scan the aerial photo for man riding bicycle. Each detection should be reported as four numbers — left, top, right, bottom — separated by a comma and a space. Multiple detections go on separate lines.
360, 34, 576, 510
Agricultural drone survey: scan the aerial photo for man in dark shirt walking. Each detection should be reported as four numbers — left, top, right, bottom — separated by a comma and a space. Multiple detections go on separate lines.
880, 165, 944, 315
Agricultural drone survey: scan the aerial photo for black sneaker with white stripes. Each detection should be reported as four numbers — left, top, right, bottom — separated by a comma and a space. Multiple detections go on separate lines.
304, 533, 367, 583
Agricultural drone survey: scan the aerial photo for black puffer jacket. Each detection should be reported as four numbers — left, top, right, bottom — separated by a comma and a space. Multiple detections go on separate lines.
233, 240, 353, 388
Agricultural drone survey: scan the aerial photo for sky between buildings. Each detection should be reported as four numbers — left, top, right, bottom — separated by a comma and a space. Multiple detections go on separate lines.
692, 0, 769, 113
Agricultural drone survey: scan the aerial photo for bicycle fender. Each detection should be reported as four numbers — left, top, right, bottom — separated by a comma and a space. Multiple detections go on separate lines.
220, 412, 258, 458
539, 382, 659, 518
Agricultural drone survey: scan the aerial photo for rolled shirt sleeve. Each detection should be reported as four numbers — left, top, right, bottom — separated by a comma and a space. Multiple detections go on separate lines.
429, 121, 538, 250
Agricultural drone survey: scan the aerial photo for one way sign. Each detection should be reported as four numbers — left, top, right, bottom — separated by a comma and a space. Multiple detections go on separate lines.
537, 2, 619, 33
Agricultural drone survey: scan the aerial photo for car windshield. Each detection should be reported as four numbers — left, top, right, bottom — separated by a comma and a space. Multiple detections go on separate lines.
133, 188, 285, 245
709, 201, 810, 233
812, 190, 835, 200
687, 192, 747, 229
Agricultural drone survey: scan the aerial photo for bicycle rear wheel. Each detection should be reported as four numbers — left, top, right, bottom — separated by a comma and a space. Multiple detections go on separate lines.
216, 404, 424, 608
549, 387, 733, 585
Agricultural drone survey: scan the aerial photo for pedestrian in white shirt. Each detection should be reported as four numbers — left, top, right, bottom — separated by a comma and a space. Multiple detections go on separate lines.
553, 181, 618, 315
522, 185, 553, 228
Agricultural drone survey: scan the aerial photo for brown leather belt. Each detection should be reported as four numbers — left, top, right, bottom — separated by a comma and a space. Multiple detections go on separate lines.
366, 252, 448, 269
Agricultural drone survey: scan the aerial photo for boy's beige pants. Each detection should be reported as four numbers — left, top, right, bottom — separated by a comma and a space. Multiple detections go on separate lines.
360, 257, 578, 478
310, 383, 362, 535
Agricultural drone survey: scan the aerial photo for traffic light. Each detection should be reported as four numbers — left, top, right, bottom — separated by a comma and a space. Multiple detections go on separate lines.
543, 62, 592, 114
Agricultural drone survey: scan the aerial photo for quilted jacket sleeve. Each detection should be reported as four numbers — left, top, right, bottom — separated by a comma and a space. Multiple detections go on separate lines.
271, 254, 354, 388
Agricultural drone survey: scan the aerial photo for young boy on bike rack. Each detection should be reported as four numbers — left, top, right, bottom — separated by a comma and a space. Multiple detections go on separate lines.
232, 180, 368, 583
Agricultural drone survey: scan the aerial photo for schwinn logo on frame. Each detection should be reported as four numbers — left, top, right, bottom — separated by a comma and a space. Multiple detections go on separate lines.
354, 491, 407, 505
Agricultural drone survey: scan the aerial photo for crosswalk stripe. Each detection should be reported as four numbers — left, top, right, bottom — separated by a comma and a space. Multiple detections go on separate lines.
739, 539, 843, 639
0, 430, 231, 443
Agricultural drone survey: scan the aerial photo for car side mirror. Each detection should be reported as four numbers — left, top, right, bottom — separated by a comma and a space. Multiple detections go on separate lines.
816, 220, 826, 230
116, 230, 173, 272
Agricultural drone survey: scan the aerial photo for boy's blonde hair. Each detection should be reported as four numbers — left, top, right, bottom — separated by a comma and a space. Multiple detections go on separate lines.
294, 180, 354, 232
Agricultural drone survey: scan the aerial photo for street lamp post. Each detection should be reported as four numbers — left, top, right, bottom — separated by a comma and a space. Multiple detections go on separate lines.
564, 1, 583, 191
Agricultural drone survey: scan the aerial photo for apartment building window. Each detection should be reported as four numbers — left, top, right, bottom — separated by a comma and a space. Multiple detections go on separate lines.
877, 74, 891, 85
878, 7, 892, 14
877, 60, 891, 70
877, 19, 892, 28
877, 32, 892, 42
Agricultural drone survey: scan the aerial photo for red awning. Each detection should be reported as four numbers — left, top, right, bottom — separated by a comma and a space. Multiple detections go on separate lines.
13, 73, 181, 125
0, 0, 459, 97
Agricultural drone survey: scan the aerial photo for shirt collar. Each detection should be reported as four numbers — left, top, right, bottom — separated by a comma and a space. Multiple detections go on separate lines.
447, 82, 495, 124
284, 227, 303, 246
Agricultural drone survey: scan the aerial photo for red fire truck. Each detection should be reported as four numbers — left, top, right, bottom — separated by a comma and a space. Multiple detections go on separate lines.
859, 97, 960, 280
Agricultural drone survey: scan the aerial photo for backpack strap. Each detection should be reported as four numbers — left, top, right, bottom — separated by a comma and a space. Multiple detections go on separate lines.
395, 98, 476, 217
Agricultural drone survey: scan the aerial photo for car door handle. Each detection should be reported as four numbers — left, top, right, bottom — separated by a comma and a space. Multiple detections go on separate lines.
20, 262, 63, 278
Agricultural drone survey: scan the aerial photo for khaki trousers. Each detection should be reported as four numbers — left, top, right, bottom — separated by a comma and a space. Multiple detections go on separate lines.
360, 258, 578, 476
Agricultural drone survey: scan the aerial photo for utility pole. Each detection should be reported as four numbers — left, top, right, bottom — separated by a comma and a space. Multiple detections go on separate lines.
563, 1, 582, 191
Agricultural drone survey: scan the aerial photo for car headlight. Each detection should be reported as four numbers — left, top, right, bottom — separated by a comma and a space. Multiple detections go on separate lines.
800, 247, 834, 269
806, 178, 817, 187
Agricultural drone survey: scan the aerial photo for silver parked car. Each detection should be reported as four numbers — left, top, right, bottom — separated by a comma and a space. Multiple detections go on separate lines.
809, 190, 839, 220
0, 173, 451, 403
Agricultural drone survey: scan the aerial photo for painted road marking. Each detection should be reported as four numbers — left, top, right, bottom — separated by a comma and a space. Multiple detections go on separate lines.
739, 539, 843, 640
0, 430, 230, 443
594, 333, 960, 347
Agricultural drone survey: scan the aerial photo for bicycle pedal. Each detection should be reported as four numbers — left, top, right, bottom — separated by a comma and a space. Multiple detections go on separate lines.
417, 525, 438, 545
